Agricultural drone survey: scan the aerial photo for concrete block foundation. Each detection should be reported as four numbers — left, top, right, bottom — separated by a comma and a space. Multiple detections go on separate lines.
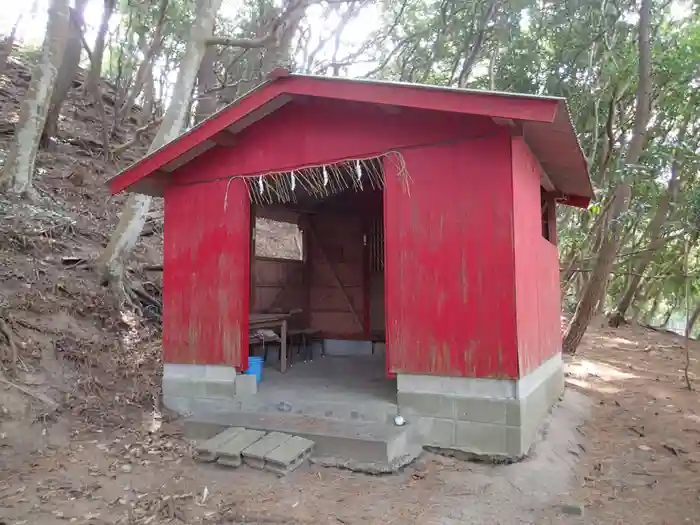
163, 364, 238, 415
397, 354, 564, 459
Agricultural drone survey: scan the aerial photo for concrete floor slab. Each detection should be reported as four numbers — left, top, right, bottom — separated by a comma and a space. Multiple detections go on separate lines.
215, 428, 266, 467
253, 354, 396, 413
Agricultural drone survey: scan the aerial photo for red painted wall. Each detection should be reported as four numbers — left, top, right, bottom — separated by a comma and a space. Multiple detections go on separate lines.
163, 97, 564, 378
169, 98, 500, 186
163, 178, 250, 369
511, 137, 562, 375
164, 99, 500, 370
384, 133, 519, 378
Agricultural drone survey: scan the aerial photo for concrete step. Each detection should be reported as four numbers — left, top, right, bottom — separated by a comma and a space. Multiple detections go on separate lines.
186, 411, 419, 469
220, 395, 398, 424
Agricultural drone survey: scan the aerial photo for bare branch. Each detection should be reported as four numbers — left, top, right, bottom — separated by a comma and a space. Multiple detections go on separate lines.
205, 34, 276, 48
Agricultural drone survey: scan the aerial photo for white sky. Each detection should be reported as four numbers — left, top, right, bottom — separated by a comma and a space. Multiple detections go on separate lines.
0, 0, 693, 81
0, 0, 380, 77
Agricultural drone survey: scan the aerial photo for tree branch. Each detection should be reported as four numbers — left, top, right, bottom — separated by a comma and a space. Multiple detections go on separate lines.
205, 34, 276, 48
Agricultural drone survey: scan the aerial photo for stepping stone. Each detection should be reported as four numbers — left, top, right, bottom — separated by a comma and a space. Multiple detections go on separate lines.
216, 429, 266, 468
196, 428, 245, 462
263, 435, 314, 476
242, 432, 292, 470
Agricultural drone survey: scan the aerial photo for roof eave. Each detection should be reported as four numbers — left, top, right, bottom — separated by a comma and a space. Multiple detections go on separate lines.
107, 74, 586, 196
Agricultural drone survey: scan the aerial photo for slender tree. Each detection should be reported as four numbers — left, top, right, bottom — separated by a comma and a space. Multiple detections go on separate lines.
0, 0, 71, 198
41, 0, 89, 147
97, 0, 225, 294
0, 13, 23, 77
85, 0, 116, 92
98, 0, 305, 296
563, 0, 653, 354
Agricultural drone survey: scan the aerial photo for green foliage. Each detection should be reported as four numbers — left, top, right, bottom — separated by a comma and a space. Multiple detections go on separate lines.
37, 0, 699, 326
362, 0, 700, 324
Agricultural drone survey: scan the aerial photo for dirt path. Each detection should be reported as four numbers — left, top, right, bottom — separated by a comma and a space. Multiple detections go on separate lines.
0, 394, 588, 525
1, 323, 698, 524
561, 323, 700, 524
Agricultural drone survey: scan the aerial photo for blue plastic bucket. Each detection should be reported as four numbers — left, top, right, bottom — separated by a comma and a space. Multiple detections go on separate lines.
245, 356, 264, 384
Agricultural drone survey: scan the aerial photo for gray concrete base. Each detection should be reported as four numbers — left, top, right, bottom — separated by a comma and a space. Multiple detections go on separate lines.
397, 354, 564, 459
163, 363, 247, 415
323, 339, 375, 356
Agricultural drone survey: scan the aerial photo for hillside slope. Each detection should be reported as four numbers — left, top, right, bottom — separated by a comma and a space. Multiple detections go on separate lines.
0, 57, 297, 432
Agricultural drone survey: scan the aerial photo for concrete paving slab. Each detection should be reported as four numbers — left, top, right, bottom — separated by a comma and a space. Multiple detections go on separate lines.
215, 428, 266, 467
242, 432, 292, 469
195, 427, 245, 462
263, 435, 314, 475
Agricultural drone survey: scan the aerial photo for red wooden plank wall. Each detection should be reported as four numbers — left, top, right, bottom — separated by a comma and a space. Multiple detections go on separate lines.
163, 178, 250, 368
169, 98, 501, 187
511, 137, 562, 376
384, 133, 519, 378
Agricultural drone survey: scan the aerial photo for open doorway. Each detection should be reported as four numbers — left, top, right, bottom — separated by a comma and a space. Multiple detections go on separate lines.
247, 156, 394, 408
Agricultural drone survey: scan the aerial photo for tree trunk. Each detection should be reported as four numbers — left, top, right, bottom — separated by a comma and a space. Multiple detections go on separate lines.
114, 0, 169, 129
259, 0, 307, 76
97, 0, 224, 289
687, 302, 700, 338
610, 113, 690, 325
139, 69, 155, 125
457, 0, 498, 87
563, 184, 632, 353
643, 287, 662, 325
194, 44, 218, 124
41, 0, 88, 147
0, 0, 70, 198
662, 306, 675, 328
85, 0, 116, 92
562, 0, 651, 354
113, 0, 169, 130
625, 0, 652, 168
0, 13, 22, 77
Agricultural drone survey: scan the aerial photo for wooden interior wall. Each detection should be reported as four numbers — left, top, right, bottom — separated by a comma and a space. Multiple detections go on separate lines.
252, 257, 305, 315
308, 213, 366, 337
511, 137, 562, 376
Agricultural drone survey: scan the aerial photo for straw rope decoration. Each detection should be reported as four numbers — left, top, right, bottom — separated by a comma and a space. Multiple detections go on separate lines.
238, 151, 410, 206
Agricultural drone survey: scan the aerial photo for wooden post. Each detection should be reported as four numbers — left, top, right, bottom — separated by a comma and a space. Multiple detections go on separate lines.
281, 319, 288, 373
362, 221, 371, 338
301, 214, 313, 329
249, 204, 256, 308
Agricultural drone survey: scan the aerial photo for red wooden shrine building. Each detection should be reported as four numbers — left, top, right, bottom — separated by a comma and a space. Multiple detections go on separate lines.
109, 70, 593, 458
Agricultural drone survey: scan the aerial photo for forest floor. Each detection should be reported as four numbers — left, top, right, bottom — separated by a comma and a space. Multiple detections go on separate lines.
1, 322, 698, 525
1, 58, 699, 524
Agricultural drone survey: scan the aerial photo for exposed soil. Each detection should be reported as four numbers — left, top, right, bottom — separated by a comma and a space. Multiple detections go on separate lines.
561, 323, 700, 524
0, 58, 699, 524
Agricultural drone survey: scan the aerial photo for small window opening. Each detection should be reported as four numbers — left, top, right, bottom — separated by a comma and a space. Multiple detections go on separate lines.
255, 218, 303, 260
541, 188, 553, 243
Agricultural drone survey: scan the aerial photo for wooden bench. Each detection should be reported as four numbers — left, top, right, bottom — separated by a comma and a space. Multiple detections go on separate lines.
287, 328, 323, 362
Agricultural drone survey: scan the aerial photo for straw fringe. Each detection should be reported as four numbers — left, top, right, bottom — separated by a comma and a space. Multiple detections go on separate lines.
233, 151, 409, 206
